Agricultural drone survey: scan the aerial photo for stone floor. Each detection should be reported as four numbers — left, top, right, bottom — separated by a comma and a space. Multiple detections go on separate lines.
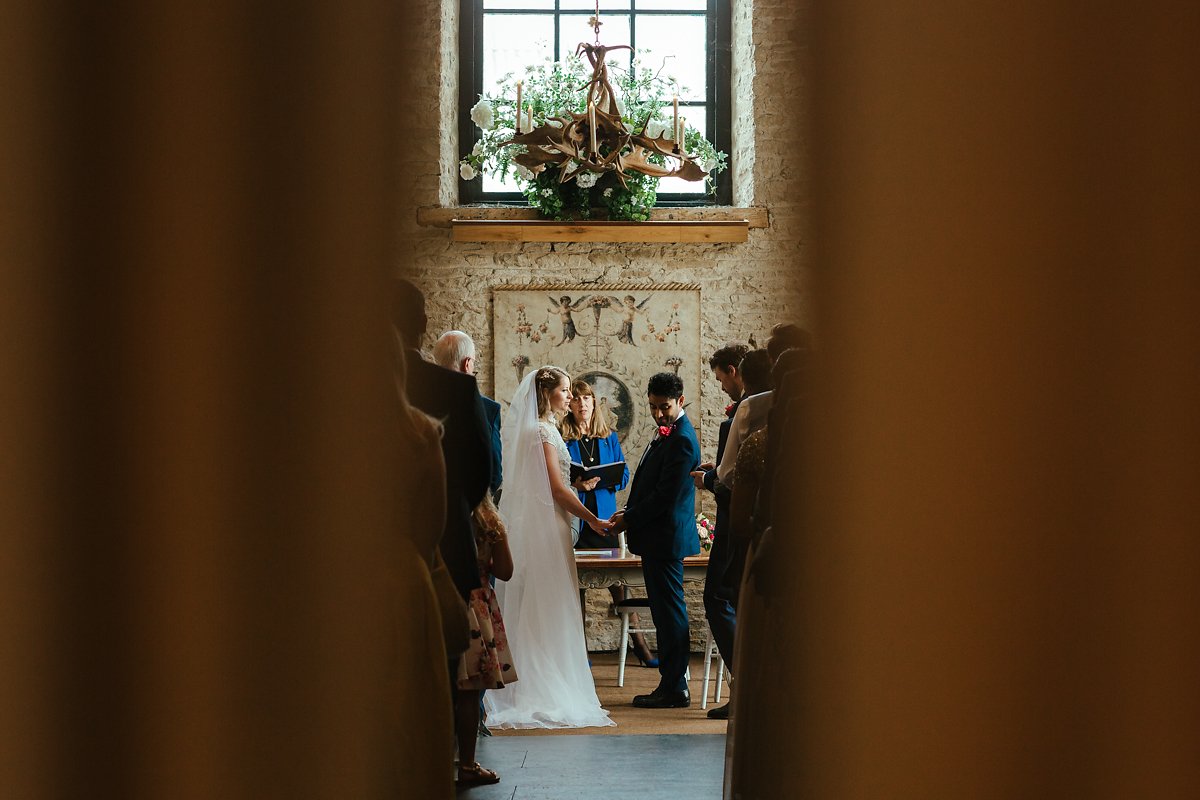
489, 651, 730, 736
457, 733, 727, 799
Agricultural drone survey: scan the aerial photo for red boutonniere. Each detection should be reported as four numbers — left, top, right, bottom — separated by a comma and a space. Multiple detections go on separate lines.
724, 403, 736, 418
657, 424, 673, 438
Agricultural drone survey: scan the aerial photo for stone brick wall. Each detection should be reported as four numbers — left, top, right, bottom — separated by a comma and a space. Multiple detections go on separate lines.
398, 0, 809, 651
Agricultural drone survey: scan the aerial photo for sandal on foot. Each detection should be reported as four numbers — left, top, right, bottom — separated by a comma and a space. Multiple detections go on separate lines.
456, 762, 500, 787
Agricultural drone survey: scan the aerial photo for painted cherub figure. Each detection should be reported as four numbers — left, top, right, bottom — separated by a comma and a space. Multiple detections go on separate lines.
547, 295, 589, 346
609, 294, 651, 345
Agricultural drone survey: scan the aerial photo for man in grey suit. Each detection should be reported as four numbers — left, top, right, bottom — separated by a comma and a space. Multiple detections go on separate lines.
433, 330, 502, 499
392, 281, 493, 605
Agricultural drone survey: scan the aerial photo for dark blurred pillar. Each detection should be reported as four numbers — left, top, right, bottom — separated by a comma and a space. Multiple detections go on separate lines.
0, 1, 446, 797
729, 2, 1199, 797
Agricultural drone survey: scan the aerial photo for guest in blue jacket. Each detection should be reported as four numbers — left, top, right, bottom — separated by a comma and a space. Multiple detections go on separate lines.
561, 379, 657, 668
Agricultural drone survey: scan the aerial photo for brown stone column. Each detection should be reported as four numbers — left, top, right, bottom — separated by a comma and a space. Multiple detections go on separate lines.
728, 2, 1200, 797
0, 2, 451, 797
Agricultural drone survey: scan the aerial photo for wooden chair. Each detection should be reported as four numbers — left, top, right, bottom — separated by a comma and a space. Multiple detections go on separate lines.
700, 624, 729, 710
613, 596, 654, 688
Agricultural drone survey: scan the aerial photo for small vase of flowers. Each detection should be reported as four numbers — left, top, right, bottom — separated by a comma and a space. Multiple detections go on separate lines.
696, 513, 714, 552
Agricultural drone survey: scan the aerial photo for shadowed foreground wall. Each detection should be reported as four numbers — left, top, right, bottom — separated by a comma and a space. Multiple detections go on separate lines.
0, 2, 456, 797
727, 2, 1200, 798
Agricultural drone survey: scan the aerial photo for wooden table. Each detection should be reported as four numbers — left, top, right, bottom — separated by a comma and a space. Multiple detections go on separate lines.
574, 547, 710, 616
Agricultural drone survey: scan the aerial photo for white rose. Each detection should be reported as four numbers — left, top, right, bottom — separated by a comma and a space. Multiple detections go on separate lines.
576, 171, 598, 188
460, 162, 477, 180
469, 99, 495, 130
645, 119, 667, 139
603, 187, 613, 197
564, 160, 578, 174
471, 141, 484, 156
702, 156, 718, 172
515, 164, 534, 181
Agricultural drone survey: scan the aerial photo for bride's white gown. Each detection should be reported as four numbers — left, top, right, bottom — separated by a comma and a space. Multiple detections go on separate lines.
483, 415, 614, 729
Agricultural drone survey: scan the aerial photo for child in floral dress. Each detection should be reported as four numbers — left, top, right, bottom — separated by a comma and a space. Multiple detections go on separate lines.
453, 496, 516, 786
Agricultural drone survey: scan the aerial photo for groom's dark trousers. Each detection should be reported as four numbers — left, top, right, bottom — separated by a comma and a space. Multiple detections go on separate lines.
641, 556, 690, 692
624, 413, 701, 695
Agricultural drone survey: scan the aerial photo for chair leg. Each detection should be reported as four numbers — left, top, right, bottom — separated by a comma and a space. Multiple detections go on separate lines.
617, 612, 630, 688
701, 628, 713, 709
715, 659, 725, 704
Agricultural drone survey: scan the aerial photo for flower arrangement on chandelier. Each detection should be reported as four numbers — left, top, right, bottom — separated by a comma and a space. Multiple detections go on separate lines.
460, 48, 727, 222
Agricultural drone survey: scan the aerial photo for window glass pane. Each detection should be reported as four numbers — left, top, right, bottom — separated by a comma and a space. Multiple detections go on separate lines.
484, 0, 554, 8
634, 14, 706, 102
634, 0, 707, 9
560, 0, 631, 8
482, 168, 522, 194
558, 14, 631, 62
471, 3, 723, 203
657, 110, 708, 195
482, 14, 555, 94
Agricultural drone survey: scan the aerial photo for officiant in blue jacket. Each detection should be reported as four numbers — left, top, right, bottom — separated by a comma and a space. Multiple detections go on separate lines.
561, 379, 629, 548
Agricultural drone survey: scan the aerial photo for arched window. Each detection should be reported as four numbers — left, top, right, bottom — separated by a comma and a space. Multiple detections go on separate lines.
459, 0, 732, 206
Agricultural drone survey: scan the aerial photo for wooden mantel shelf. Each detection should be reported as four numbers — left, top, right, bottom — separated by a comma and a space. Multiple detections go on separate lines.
450, 218, 749, 243
419, 205, 766, 243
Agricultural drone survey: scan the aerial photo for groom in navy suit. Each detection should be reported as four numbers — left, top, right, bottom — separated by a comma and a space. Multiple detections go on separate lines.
609, 372, 701, 708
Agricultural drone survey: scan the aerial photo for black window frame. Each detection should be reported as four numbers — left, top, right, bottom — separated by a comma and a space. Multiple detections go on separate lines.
458, 0, 732, 207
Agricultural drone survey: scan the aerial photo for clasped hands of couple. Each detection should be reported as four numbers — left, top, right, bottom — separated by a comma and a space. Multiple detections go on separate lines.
572, 475, 626, 536
590, 510, 627, 536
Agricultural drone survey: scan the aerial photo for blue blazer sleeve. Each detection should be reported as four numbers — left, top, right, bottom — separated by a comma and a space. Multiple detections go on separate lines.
484, 397, 502, 493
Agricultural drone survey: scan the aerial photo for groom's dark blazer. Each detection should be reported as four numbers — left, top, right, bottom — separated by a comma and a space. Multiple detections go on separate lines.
624, 412, 701, 561
404, 348, 493, 599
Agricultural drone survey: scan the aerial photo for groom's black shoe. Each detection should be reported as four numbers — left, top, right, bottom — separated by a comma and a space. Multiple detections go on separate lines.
705, 702, 731, 720
632, 688, 690, 708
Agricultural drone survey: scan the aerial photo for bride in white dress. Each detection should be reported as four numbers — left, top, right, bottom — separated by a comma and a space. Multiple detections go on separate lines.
484, 366, 616, 729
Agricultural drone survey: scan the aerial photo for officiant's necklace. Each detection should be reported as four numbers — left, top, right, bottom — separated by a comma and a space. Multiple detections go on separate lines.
578, 431, 598, 463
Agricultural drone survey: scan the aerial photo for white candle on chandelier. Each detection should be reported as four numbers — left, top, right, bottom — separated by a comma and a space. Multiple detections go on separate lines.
672, 95, 679, 147
516, 81, 523, 133
678, 116, 686, 152
589, 102, 598, 156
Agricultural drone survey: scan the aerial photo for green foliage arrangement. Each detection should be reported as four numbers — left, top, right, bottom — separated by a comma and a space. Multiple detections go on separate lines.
460, 54, 727, 222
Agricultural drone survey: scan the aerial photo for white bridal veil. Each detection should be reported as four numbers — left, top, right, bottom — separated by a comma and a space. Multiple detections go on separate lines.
485, 368, 614, 729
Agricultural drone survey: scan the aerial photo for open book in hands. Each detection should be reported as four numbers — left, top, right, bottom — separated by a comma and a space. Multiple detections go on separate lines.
569, 460, 626, 490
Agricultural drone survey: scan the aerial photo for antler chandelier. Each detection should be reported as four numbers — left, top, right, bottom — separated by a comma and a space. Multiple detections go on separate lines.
502, 3, 709, 191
